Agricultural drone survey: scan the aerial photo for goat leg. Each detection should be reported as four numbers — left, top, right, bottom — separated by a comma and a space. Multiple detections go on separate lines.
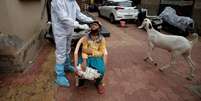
146, 42, 157, 66
144, 57, 149, 61
184, 55, 196, 80
159, 53, 176, 72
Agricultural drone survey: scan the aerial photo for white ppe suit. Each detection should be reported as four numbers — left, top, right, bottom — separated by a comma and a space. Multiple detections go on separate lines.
51, 0, 93, 64
51, 0, 94, 87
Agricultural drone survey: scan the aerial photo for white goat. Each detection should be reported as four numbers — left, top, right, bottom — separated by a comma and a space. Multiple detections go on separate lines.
138, 18, 198, 80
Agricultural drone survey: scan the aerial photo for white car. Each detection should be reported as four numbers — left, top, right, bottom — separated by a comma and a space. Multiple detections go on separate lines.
98, 0, 139, 23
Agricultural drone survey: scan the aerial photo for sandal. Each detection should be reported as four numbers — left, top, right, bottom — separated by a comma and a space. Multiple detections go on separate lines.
96, 83, 105, 94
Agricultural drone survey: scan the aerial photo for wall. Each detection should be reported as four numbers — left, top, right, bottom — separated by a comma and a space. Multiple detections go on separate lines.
0, 0, 46, 72
0, 1, 12, 35
0, 0, 41, 41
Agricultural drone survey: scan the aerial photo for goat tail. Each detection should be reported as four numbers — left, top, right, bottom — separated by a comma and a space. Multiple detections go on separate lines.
190, 33, 199, 46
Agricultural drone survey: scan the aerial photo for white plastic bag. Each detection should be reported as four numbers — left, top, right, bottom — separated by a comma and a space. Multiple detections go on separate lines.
76, 64, 101, 80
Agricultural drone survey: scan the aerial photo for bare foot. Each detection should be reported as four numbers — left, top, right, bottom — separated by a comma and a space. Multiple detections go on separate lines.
186, 75, 194, 81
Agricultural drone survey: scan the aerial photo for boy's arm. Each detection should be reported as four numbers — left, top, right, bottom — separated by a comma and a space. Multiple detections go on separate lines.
74, 36, 86, 74
104, 48, 108, 67
81, 58, 87, 72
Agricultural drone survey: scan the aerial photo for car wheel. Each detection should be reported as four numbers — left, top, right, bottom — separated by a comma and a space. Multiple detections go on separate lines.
109, 14, 115, 23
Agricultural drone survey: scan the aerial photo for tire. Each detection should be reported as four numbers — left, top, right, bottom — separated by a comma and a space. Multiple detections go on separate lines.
109, 14, 115, 24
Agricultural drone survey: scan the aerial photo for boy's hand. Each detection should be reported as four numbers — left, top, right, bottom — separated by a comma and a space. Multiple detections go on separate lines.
87, 48, 93, 55
82, 48, 93, 55
74, 67, 79, 76
83, 48, 93, 55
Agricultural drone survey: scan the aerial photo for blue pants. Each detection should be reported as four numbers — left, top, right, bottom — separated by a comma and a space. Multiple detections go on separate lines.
78, 56, 105, 85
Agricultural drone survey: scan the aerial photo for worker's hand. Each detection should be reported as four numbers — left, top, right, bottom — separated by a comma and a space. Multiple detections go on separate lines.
78, 24, 90, 30
94, 20, 102, 26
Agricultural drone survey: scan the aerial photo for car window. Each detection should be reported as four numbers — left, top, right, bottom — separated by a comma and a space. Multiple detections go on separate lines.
103, 1, 132, 7
103, 1, 113, 6
117, 1, 132, 7
108, 1, 114, 6
110, 2, 118, 6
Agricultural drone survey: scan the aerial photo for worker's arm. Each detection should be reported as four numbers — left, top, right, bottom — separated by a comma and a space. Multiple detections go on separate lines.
52, 0, 80, 27
75, 2, 94, 23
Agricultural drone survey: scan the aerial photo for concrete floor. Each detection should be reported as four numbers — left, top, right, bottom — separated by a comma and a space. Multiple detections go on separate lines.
0, 13, 201, 101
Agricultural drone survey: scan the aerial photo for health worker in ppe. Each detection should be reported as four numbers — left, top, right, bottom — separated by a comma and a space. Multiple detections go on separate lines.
51, 0, 94, 87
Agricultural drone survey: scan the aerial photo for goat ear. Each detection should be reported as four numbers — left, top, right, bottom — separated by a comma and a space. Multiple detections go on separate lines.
148, 24, 153, 29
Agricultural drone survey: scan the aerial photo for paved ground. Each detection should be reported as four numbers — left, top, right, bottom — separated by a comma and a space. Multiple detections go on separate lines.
0, 13, 201, 101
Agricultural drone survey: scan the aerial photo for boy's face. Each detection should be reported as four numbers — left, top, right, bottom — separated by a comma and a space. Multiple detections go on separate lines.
90, 23, 100, 31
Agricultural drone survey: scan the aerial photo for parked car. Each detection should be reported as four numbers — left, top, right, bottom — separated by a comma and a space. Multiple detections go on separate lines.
98, 0, 139, 23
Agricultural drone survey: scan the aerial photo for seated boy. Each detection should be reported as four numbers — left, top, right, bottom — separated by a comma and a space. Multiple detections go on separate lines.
74, 21, 107, 94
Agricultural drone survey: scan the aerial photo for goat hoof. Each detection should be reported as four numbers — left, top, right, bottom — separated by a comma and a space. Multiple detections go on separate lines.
191, 74, 195, 78
144, 57, 148, 61
159, 68, 164, 72
154, 63, 158, 66
186, 76, 193, 81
